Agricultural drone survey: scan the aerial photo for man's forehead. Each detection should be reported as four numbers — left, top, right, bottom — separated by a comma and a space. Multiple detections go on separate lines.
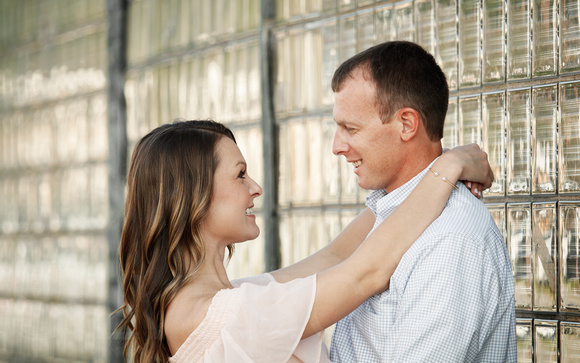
332, 112, 365, 127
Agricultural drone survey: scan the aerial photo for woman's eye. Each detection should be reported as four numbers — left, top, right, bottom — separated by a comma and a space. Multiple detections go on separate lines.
238, 170, 246, 179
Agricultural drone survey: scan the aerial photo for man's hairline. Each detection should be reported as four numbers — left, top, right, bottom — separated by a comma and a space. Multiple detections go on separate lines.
333, 65, 396, 125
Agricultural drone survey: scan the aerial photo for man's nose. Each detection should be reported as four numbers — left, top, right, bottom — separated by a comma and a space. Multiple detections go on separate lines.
332, 130, 347, 155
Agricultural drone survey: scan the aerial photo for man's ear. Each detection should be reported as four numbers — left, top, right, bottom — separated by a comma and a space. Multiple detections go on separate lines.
397, 107, 421, 141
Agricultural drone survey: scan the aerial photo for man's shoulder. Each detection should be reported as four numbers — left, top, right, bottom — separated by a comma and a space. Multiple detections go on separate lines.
393, 191, 513, 291
408, 188, 508, 269
436, 186, 502, 238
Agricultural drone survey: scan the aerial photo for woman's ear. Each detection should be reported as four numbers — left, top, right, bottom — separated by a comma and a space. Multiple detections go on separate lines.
397, 107, 421, 141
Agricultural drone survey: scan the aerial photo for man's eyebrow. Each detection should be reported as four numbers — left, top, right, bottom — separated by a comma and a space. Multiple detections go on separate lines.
335, 119, 358, 127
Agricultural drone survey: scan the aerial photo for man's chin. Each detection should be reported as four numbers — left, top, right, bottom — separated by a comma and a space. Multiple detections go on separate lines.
357, 179, 372, 191
357, 178, 387, 191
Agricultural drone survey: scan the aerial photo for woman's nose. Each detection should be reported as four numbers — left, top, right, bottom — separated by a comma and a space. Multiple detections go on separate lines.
250, 177, 262, 197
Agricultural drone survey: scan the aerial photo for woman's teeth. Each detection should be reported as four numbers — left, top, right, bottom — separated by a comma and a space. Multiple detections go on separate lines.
245, 208, 254, 215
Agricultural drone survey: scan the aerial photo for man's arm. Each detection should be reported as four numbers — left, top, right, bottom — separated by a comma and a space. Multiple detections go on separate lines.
269, 207, 375, 283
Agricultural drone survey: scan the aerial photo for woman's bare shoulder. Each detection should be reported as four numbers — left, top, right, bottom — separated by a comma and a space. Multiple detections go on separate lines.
164, 284, 217, 355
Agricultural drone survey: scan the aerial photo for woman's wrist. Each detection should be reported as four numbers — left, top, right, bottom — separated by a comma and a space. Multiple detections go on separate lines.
428, 168, 458, 189
431, 154, 463, 185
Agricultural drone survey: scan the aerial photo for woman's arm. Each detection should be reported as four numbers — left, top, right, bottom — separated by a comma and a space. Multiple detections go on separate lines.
271, 144, 492, 284
270, 207, 375, 283
302, 144, 493, 338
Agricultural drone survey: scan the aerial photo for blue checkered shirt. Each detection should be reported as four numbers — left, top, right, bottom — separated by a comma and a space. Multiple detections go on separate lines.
330, 165, 516, 362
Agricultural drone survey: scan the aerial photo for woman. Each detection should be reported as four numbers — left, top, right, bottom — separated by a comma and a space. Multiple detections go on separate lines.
117, 120, 493, 362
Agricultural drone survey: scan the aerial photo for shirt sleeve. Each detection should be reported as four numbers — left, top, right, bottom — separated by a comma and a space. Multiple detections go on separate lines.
204, 274, 329, 363
230, 272, 275, 287
388, 232, 508, 362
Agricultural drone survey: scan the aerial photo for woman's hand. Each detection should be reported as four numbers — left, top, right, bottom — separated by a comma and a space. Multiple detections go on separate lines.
441, 144, 494, 199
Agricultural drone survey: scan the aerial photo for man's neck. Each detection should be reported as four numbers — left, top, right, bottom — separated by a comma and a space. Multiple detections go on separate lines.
384, 141, 442, 193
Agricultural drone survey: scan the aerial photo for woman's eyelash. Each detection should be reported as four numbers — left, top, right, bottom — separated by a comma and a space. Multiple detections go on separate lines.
238, 170, 246, 178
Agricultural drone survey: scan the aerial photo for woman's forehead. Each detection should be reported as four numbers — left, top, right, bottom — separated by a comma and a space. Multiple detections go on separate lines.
215, 137, 245, 167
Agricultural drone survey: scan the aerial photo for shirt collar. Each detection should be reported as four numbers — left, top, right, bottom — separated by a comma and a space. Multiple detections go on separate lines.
365, 159, 438, 218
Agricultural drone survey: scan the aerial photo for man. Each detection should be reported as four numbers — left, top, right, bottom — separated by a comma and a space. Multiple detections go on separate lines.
328, 41, 516, 362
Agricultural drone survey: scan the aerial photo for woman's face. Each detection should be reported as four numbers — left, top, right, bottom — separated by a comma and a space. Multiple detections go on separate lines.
200, 137, 263, 246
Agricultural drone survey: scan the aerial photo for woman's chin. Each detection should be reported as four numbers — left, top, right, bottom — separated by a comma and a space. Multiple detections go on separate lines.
237, 228, 260, 243
249, 229, 260, 240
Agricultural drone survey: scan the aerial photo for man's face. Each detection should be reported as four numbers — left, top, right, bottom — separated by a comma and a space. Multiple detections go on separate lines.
332, 69, 404, 192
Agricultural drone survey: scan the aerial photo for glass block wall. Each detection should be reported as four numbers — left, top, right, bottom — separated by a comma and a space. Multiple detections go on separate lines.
124, 0, 265, 279
1, 0, 580, 362
0, 1, 110, 362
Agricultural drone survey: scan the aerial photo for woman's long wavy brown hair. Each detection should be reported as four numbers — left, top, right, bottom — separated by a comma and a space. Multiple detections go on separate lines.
116, 120, 236, 362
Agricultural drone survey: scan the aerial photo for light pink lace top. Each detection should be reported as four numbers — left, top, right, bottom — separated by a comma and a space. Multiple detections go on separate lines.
168, 273, 330, 363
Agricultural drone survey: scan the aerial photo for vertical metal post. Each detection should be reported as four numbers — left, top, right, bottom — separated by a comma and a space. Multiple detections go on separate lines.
260, 0, 280, 271
106, 0, 128, 362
